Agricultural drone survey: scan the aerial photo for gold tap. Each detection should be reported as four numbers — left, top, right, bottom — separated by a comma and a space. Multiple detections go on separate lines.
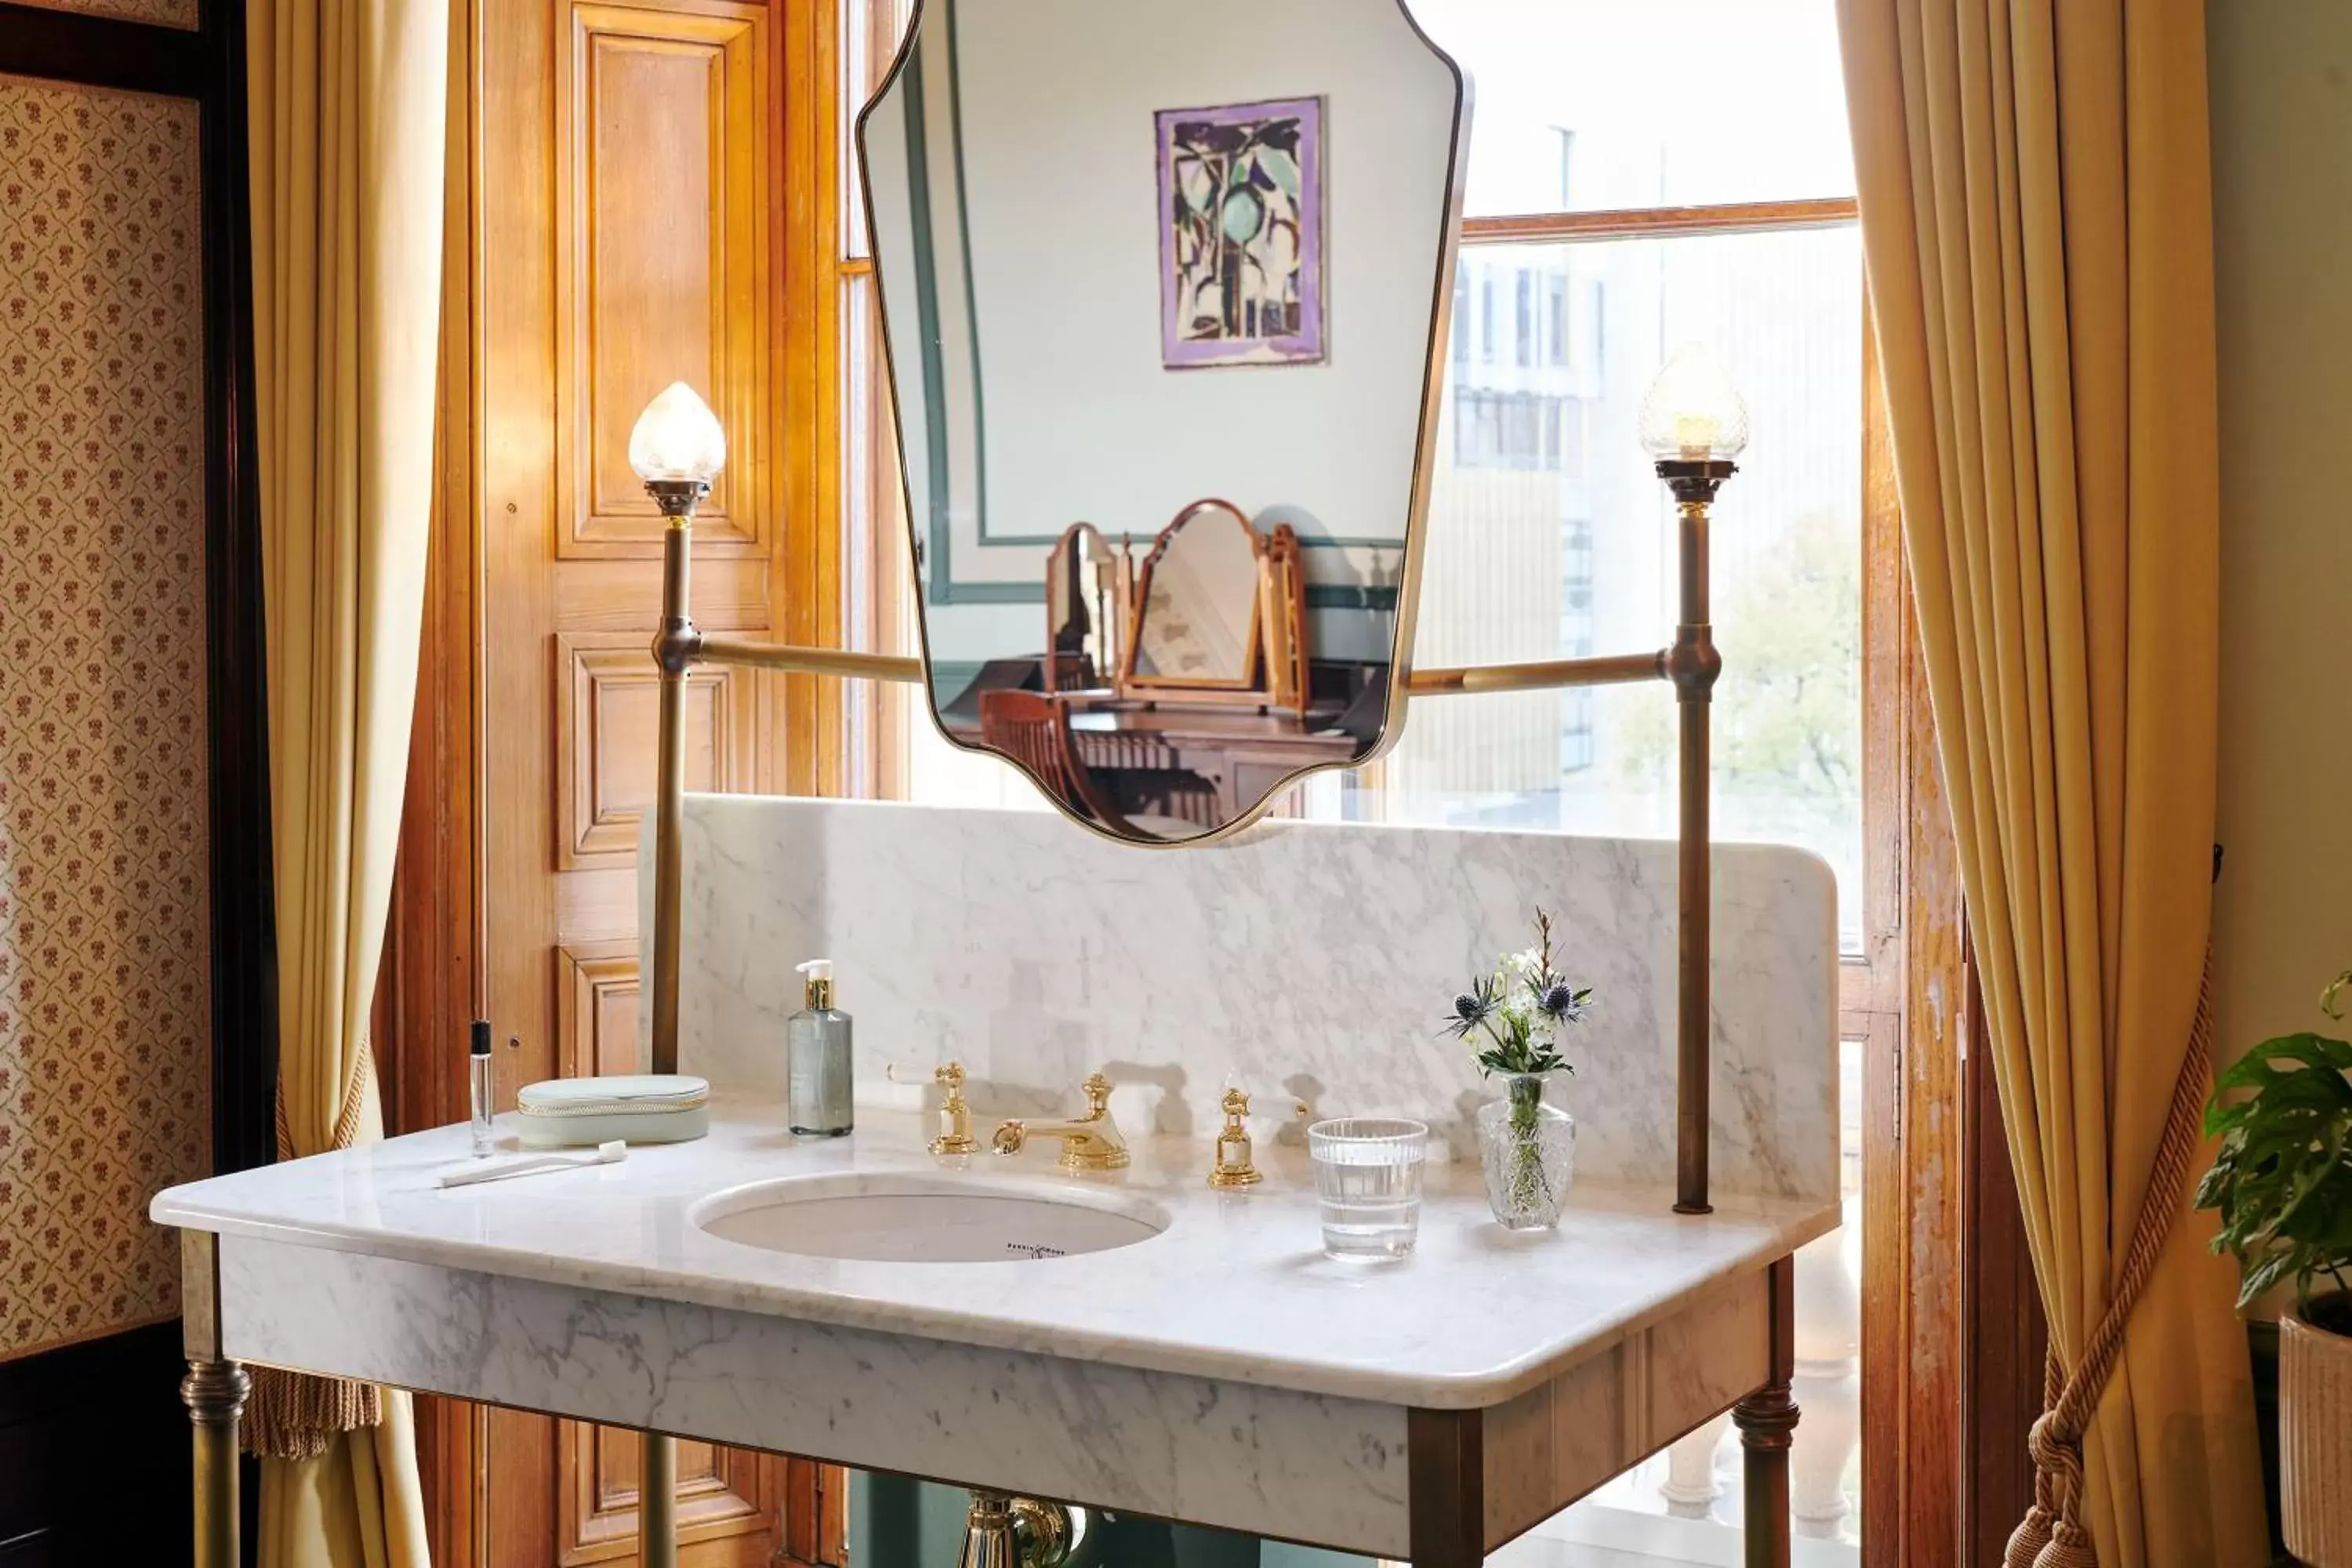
991, 1073, 1129, 1172
1207, 1088, 1261, 1188
931, 1062, 978, 1156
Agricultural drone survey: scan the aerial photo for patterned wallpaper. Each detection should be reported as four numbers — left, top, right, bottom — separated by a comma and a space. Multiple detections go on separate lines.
9, 0, 199, 31
0, 77, 213, 1359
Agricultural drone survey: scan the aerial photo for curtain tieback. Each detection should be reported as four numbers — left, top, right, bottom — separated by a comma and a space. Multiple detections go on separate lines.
2005, 953, 2217, 1568
241, 1041, 386, 1462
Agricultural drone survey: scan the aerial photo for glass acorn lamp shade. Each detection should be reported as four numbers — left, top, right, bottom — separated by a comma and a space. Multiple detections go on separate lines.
1638, 344, 1751, 464
629, 381, 728, 485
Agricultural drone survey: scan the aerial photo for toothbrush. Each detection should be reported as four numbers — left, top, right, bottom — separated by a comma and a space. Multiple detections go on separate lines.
437, 1141, 628, 1189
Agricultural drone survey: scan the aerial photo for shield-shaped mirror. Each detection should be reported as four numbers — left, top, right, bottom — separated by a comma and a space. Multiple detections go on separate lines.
858, 0, 1468, 844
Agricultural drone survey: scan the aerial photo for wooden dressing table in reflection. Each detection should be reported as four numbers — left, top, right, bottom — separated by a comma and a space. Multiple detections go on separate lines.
965, 688, 1364, 832
956, 500, 1372, 832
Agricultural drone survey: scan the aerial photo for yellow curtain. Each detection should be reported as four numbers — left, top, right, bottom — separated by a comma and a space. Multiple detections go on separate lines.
248, 0, 448, 1563
1835, 0, 2267, 1563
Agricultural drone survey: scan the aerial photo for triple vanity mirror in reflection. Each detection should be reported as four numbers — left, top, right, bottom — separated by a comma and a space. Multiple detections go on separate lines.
858, 0, 1468, 843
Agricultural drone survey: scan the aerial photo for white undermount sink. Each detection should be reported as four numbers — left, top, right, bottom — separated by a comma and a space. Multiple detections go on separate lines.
688, 1172, 1170, 1263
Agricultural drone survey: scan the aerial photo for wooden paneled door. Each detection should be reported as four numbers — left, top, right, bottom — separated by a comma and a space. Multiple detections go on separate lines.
399, 0, 851, 1560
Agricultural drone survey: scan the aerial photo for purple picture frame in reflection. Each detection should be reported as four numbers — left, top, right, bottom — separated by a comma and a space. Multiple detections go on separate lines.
1156, 96, 1327, 369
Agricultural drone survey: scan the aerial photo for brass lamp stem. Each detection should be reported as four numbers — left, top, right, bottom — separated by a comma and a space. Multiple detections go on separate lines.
1658, 459, 1732, 1215
648, 479, 706, 1078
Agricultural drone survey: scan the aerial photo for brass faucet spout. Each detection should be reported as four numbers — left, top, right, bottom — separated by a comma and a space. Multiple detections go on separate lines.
990, 1073, 1129, 1172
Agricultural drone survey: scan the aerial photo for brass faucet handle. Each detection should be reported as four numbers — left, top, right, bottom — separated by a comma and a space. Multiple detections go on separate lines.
1080, 1072, 1113, 1113
931, 1062, 978, 1156
1209, 1087, 1262, 1189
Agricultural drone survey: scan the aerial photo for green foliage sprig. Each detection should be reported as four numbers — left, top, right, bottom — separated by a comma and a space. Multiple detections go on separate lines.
2195, 970, 2352, 1313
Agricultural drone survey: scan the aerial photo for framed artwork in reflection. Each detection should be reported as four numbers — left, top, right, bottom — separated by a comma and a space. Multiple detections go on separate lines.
1156, 96, 1327, 369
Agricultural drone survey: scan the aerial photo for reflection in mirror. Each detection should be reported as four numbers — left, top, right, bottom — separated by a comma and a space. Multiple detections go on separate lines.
1045, 524, 1117, 694
861, 0, 1467, 843
1127, 503, 1261, 690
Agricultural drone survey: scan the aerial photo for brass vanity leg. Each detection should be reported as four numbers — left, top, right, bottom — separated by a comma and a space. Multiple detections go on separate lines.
181, 1231, 249, 1568
643, 1432, 680, 1568
185, 1359, 251, 1568
1733, 1256, 1800, 1568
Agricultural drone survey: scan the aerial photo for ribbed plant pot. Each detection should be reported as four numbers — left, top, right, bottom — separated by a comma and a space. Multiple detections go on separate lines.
2282, 1294, 2352, 1568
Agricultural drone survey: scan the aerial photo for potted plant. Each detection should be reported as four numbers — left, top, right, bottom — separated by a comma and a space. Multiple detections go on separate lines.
1443, 910, 1592, 1230
2197, 970, 2352, 1568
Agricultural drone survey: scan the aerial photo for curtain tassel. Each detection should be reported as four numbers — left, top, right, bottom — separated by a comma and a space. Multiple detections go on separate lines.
2005, 951, 2220, 1567
242, 1047, 387, 1461
2021, 1411, 2098, 1568
2005, 1491, 2056, 1566
241, 1366, 383, 1461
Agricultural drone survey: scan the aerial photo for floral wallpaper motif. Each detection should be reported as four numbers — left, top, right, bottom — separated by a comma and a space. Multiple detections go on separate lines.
10, 0, 198, 31
0, 77, 212, 1359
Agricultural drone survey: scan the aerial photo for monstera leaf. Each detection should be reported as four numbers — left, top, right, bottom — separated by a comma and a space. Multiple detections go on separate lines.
2198, 1010, 2352, 1315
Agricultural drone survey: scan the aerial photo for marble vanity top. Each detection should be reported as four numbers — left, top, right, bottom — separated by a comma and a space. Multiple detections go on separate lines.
154, 1102, 1837, 1411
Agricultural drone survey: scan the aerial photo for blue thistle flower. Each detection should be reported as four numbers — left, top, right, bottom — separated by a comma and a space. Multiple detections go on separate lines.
1537, 981, 1590, 1022
1442, 973, 1502, 1039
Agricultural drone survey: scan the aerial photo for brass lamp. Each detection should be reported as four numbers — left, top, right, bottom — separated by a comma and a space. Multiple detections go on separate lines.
632, 382, 730, 1098
1638, 343, 1748, 1215
623, 380, 733, 1568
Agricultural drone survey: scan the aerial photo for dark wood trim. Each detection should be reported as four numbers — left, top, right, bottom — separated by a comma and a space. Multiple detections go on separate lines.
1406, 1407, 1485, 1568
1960, 934, 2049, 1567
0, 1322, 192, 1566
195, 0, 278, 1181
0, 1, 203, 96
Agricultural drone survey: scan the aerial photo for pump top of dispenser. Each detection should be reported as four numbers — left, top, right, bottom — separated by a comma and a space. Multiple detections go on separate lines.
797, 959, 834, 1010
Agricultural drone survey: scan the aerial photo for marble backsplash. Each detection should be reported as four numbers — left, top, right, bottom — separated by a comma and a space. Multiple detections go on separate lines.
644, 797, 1838, 1203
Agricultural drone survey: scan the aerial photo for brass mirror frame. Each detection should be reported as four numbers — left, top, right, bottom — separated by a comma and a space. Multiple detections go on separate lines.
852, 0, 1474, 851
1117, 499, 1268, 699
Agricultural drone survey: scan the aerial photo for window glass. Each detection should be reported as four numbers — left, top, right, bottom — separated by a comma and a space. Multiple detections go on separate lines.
1363, 225, 1866, 949
1410, 0, 1857, 216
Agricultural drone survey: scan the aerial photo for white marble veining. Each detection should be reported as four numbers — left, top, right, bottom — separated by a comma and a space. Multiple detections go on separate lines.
215, 1233, 1415, 1553
157, 1108, 1838, 1412
650, 797, 1839, 1203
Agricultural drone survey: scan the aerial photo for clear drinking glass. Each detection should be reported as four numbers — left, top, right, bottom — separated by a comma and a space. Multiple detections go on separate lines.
1308, 1119, 1429, 1260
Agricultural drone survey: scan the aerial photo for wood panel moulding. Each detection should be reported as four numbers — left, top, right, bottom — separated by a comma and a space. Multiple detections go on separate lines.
557, 940, 640, 1080
560, 1421, 775, 1566
556, 0, 771, 561
557, 633, 759, 869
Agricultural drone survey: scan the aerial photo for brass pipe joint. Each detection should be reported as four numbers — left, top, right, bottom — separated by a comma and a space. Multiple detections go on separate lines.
1664, 629, 1722, 701
653, 621, 703, 677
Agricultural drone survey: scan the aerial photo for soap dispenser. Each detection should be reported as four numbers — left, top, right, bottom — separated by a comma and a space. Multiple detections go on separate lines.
788, 959, 854, 1137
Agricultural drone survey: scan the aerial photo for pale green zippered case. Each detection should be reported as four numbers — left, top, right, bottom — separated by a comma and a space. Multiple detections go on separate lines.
516, 1074, 711, 1149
